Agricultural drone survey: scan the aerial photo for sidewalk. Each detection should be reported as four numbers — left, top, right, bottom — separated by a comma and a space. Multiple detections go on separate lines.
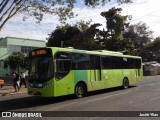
0, 85, 27, 96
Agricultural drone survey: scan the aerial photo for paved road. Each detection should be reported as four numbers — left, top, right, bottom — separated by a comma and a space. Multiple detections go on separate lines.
0, 76, 160, 120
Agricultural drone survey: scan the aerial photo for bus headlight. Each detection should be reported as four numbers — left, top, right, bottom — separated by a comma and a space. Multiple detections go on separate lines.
43, 82, 53, 89
37, 84, 43, 87
48, 82, 53, 87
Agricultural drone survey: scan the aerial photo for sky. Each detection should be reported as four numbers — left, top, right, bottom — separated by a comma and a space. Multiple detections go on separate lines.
0, 0, 160, 41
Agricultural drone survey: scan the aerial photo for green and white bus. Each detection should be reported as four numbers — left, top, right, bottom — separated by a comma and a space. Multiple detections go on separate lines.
28, 47, 143, 98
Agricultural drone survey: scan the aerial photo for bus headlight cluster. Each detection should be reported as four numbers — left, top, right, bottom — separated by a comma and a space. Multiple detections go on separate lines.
29, 82, 53, 89
43, 82, 53, 89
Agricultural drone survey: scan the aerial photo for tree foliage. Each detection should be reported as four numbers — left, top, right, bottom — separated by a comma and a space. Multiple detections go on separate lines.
100, 7, 133, 54
47, 21, 102, 50
4, 52, 29, 71
123, 22, 153, 56
145, 37, 160, 62
0, 0, 133, 31
47, 7, 135, 53
85, 0, 133, 7
0, 0, 76, 30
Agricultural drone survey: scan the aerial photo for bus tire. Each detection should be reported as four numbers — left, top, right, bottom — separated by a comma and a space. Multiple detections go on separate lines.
123, 78, 129, 89
75, 83, 86, 98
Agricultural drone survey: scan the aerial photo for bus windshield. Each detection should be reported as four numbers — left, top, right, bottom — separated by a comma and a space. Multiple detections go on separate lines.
28, 57, 54, 82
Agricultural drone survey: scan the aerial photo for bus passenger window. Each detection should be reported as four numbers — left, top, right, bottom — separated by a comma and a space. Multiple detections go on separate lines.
55, 52, 71, 80
71, 53, 90, 70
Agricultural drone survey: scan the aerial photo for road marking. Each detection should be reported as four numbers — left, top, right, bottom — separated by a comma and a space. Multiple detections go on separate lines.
146, 96, 160, 102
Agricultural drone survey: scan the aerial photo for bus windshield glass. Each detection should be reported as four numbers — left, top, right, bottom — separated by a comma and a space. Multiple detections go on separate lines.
28, 57, 54, 82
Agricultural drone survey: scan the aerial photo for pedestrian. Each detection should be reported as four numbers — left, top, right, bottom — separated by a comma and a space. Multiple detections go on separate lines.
20, 72, 27, 88
13, 74, 20, 92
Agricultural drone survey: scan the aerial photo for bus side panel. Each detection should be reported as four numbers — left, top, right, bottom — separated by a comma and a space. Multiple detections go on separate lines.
114, 69, 123, 87
130, 69, 137, 84
88, 70, 104, 91
121, 69, 137, 85
104, 70, 123, 88
54, 71, 74, 97
74, 70, 88, 85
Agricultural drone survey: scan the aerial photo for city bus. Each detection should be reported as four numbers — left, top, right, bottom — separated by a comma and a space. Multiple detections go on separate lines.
28, 47, 143, 98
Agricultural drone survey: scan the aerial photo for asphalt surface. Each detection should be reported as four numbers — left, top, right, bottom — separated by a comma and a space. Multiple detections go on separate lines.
0, 76, 160, 120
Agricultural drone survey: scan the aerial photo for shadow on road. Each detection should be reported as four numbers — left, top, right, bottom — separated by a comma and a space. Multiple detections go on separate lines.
87, 86, 136, 97
0, 95, 76, 111
0, 86, 136, 111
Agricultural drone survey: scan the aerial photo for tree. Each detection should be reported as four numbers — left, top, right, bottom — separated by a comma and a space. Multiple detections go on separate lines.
47, 21, 102, 50
0, 0, 75, 30
100, 7, 133, 54
123, 22, 153, 55
4, 52, 28, 73
74, 21, 102, 50
145, 37, 160, 62
0, 0, 133, 31
85, 0, 133, 6
47, 24, 81, 47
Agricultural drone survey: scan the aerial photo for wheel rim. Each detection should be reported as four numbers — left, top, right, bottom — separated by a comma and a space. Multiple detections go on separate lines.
124, 79, 129, 88
77, 86, 83, 96
75, 84, 85, 98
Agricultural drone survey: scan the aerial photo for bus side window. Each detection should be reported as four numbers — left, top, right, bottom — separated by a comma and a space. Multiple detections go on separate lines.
90, 55, 100, 69
71, 53, 90, 70
101, 56, 112, 69
135, 59, 141, 69
55, 52, 71, 80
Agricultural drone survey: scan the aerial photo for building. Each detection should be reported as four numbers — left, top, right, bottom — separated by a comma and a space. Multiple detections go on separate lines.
143, 61, 160, 76
0, 37, 46, 76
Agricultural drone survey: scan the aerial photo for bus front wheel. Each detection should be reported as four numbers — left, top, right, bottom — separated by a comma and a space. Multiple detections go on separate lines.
75, 83, 86, 98
123, 78, 129, 89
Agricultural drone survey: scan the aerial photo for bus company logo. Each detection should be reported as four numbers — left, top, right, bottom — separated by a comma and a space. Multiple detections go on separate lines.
2, 112, 11, 117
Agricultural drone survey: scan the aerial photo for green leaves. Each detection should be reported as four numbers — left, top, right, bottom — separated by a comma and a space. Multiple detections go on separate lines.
47, 21, 102, 50
144, 37, 160, 62
100, 7, 133, 53
47, 7, 135, 53
85, 0, 133, 7
0, 0, 134, 30
4, 52, 29, 70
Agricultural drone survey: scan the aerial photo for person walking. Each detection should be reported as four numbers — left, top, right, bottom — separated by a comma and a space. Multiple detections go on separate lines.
20, 72, 27, 88
13, 74, 20, 92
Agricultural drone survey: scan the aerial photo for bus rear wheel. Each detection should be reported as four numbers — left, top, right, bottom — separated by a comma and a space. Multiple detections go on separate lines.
123, 78, 129, 89
75, 83, 86, 98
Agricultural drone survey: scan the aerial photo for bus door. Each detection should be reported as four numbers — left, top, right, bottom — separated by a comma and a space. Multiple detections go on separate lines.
54, 52, 72, 96
135, 59, 141, 82
90, 55, 102, 90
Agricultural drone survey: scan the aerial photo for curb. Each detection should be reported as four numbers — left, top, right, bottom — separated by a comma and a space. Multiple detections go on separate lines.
0, 90, 27, 96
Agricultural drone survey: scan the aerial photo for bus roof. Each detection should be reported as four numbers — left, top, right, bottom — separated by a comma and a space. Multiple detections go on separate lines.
47, 47, 142, 59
